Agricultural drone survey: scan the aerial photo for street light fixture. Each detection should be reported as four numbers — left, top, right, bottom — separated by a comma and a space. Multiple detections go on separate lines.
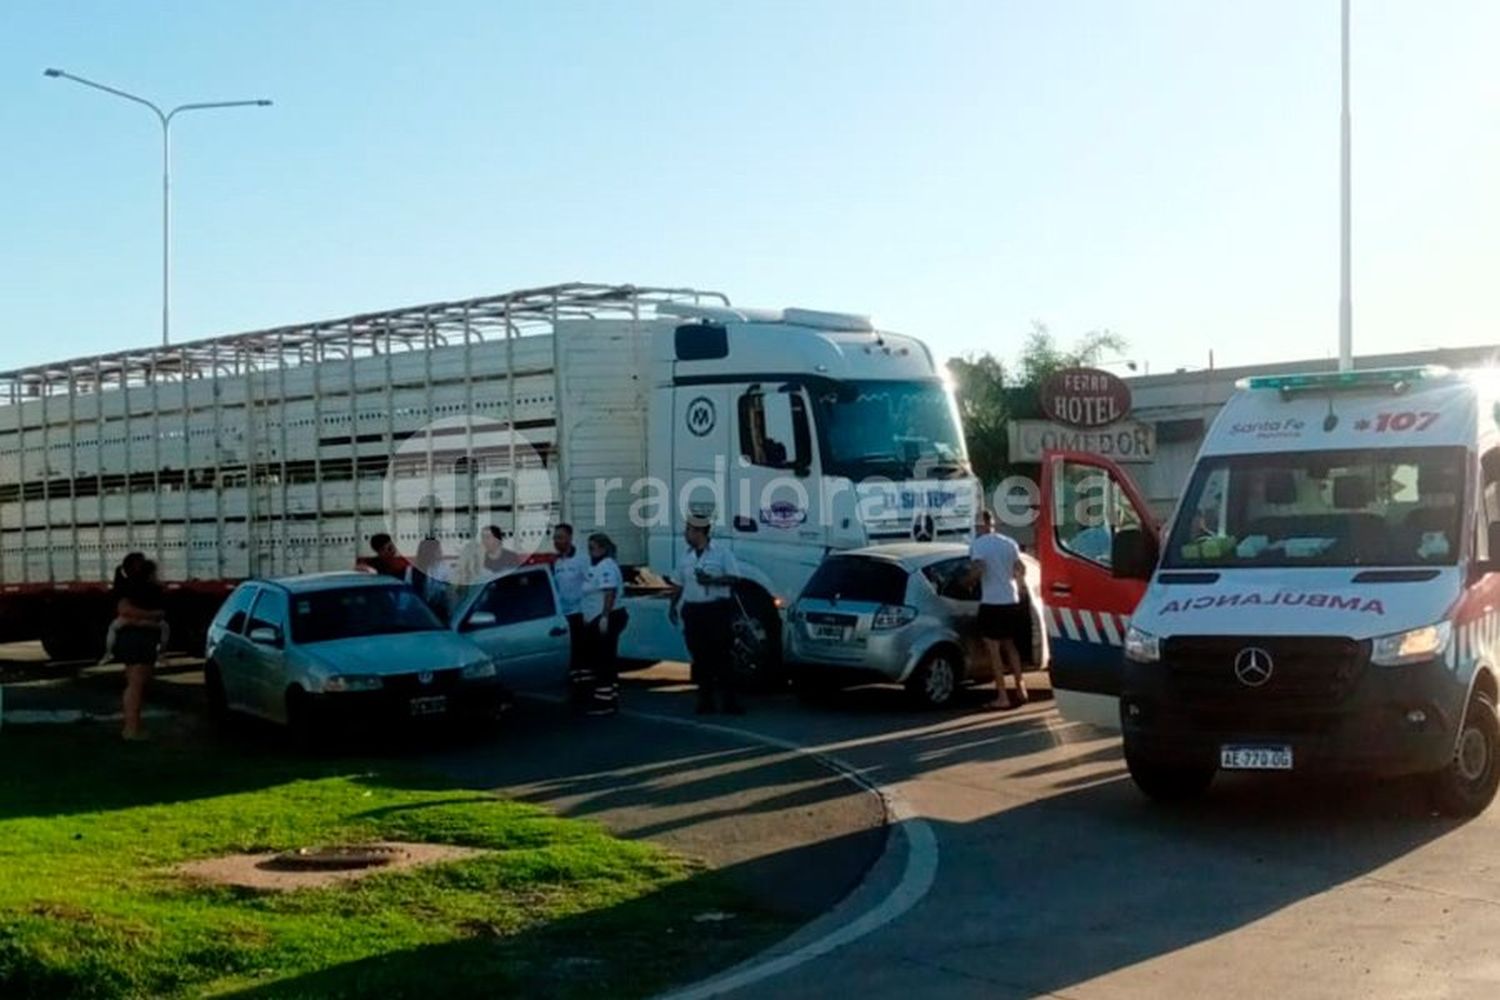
44, 68, 272, 346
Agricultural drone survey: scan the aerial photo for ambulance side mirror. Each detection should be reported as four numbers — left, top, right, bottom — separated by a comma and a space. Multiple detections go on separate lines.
1112, 527, 1158, 581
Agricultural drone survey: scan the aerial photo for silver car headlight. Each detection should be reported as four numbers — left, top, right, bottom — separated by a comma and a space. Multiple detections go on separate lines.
322, 674, 384, 693
462, 660, 498, 680
1370, 621, 1452, 667
1123, 625, 1161, 663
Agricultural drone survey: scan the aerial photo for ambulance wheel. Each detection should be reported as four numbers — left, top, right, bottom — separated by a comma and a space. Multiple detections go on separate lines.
1125, 750, 1215, 803
1430, 692, 1500, 818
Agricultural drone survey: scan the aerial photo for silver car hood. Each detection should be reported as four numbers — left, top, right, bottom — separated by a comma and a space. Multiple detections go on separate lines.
300, 630, 489, 676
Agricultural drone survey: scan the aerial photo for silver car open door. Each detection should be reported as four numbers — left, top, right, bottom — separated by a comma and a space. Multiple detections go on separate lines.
452, 567, 572, 692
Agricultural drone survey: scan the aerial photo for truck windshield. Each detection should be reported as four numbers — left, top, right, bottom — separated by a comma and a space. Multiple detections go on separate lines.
812, 379, 970, 481
1163, 446, 1466, 569
291, 585, 444, 644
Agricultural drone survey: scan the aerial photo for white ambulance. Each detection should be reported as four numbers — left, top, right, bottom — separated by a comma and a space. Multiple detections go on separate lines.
1040, 366, 1500, 816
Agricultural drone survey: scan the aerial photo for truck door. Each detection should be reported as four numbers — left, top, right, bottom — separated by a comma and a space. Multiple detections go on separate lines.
1038, 450, 1159, 729
728, 383, 822, 593
673, 387, 734, 528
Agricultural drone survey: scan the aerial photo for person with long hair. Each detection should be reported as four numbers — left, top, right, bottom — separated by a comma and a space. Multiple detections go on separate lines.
114, 558, 165, 741
578, 532, 626, 716
405, 537, 452, 620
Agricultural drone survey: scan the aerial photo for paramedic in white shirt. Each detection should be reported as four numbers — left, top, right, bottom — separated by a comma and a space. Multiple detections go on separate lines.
550, 523, 590, 686
966, 509, 1029, 711
668, 514, 744, 715
578, 532, 626, 716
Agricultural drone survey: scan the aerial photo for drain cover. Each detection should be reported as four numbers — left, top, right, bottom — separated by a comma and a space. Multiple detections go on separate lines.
264, 845, 407, 872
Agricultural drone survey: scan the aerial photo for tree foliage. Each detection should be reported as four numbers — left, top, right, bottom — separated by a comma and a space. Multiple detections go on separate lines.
947, 322, 1127, 489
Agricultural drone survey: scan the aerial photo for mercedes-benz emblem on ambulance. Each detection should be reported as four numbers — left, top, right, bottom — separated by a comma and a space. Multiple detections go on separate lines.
1233, 647, 1274, 688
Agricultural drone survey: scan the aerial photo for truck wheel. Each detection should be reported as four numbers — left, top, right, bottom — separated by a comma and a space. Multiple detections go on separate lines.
42, 619, 106, 664
1125, 750, 1216, 803
906, 648, 962, 709
1430, 692, 1500, 817
732, 590, 785, 691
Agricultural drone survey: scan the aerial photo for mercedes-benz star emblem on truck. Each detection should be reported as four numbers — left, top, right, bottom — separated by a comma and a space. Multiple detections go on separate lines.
1233, 647, 1274, 688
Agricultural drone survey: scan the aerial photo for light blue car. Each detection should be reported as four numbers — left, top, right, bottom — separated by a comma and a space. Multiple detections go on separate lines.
204, 567, 573, 733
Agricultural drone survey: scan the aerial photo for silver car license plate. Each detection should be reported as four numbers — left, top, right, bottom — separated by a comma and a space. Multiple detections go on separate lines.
811, 624, 846, 641
1219, 745, 1293, 770
409, 696, 447, 717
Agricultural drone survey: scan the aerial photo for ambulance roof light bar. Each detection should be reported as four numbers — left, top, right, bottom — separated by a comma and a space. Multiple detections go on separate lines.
1239, 366, 1449, 397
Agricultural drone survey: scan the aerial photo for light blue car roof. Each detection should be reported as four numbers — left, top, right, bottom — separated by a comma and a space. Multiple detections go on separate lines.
256, 572, 404, 594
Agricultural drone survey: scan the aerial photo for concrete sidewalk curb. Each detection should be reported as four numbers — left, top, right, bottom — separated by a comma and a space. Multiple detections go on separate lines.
617, 708, 939, 1000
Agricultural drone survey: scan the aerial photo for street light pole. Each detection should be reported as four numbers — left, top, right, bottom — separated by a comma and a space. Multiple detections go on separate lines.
44, 69, 271, 346
1338, 0, 1353, 372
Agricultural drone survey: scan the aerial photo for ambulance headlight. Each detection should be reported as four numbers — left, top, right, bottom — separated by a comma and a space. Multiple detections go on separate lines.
1124, 626, 1161, 663
1370, 621, 1452, 667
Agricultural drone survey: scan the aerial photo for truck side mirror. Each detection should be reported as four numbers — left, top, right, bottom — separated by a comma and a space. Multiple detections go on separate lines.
1111, 527, 1158, 581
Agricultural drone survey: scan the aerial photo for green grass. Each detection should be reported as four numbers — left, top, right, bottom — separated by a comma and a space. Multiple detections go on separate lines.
0, 722, 789, 999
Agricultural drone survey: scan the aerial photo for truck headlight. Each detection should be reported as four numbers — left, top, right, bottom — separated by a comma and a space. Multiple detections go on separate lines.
1124, 626, 1161, 663
322, 674, 383, 693
462, 660, 498, 680
1370, 621, 1452, 667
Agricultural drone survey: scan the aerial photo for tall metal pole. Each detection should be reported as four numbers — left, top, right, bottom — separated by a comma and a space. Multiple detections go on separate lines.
43, 69, 271, 346
162, 121, 171, 347
1338, 0, 1353, 371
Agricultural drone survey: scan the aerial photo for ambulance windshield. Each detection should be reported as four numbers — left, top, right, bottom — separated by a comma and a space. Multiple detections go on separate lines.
1163, 446, 1465, 569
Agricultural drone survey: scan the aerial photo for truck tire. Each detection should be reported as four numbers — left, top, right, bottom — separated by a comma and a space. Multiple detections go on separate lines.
42, 616, 107, 664
1125, 749, 1216, 803
732, 588, 785, 691
906, 647, 963, 709
1430, 692, 1500, 817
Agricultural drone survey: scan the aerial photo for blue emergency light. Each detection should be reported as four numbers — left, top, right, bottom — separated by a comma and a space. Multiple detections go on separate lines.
1238, 366, 1449, 395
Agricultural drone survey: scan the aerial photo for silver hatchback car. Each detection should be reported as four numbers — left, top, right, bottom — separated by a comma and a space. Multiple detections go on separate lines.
204, 568, 574, 733
786, 543, 1047, 708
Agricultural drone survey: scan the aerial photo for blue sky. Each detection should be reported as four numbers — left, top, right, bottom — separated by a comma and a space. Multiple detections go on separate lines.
2, 1, 1496, 375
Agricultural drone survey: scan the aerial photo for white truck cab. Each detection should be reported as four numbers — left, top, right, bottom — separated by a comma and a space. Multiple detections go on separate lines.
1040, 366, 1500, 815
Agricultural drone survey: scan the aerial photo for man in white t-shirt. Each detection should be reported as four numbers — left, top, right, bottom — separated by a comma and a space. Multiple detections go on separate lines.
967, 509, 1029, 710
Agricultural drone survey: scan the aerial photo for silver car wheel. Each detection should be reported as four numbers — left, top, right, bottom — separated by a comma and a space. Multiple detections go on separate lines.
924, 656, 957, 705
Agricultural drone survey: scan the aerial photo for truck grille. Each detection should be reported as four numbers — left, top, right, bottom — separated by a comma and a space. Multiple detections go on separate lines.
1160, 635, 1368, 730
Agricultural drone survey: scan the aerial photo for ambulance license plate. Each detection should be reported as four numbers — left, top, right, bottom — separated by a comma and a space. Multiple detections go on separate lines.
409, 696, 448, 717
1219, 745, 1293, 770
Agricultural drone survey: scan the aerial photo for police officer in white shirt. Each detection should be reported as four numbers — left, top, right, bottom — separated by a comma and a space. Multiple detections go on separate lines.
966, 509, 1029, 710
550, 523, 590, 688
668, 514, 744, 715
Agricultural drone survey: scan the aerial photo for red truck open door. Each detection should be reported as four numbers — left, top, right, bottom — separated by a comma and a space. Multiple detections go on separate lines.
1037, 449, 1160, 730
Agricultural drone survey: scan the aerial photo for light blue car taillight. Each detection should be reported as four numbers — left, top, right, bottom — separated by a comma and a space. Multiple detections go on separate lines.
872, 605, 918, 630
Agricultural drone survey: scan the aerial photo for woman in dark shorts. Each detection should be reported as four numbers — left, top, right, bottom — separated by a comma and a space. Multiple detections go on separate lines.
114, 559, 165, 741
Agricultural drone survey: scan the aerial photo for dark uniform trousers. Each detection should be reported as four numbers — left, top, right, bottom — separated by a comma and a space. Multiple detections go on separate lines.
683, 599, 738, 709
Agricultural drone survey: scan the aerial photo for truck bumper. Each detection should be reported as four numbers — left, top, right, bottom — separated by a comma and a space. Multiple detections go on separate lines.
1121, 657, 1465, 777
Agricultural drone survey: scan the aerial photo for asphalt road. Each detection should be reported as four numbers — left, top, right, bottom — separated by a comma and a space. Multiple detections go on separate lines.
8, 644, 1498, 998
614, 664, 1500, 1000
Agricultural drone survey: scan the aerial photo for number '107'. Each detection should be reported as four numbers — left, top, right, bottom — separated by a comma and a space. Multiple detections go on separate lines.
1373, 411, 1439, 432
